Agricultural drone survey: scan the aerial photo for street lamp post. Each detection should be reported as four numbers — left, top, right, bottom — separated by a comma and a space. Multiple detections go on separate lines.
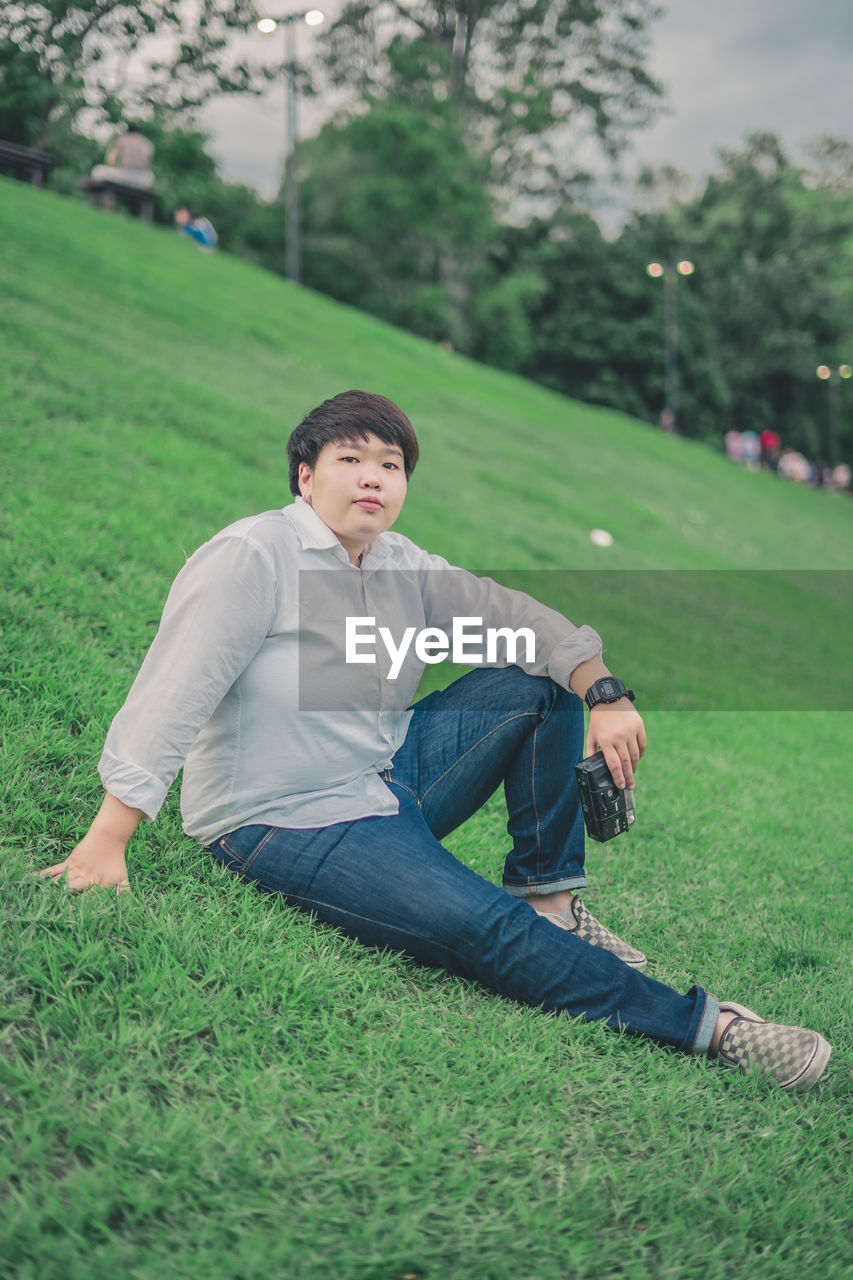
258, 9, 324, 284
646, 259, 694, 433
816, 364, 851, 467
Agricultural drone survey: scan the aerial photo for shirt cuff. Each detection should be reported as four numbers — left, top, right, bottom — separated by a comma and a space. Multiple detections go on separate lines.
546, 626, 603, 691
98, 749, 169, 822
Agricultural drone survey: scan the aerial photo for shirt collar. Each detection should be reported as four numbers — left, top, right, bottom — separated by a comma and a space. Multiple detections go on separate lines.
283, 495, 341, 551
282, 496, 393, 567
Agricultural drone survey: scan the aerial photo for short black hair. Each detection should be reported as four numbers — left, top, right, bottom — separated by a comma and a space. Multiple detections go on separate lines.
287, 390, 419, 496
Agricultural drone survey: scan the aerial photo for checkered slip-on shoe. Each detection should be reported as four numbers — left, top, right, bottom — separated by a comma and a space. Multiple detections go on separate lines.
716, 1001, 832, 1092
544, 897, 647, 969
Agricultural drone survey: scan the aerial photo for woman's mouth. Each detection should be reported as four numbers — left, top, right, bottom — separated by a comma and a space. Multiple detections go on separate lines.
355, 498, 383, 511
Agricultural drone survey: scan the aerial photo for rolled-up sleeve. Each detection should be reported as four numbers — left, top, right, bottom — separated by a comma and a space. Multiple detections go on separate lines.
99, 535, 277, 820
417, 552, 602, 689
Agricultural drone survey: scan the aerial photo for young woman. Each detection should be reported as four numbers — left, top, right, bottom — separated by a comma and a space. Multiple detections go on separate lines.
43, 390, 832, 1092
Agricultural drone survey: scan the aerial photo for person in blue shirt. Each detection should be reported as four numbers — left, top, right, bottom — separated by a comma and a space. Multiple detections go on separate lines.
175, 206, 218, 252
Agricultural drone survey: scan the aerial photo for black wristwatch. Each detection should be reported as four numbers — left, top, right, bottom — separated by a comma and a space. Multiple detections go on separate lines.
584, 677, 636, 711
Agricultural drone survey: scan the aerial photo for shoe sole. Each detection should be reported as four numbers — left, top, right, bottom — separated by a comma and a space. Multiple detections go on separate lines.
719, 1001, 833, 1092
791, 1034, 832, 1092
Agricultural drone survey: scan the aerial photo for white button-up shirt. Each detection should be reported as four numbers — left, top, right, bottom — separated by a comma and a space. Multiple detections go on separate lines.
99, 498, 602, 843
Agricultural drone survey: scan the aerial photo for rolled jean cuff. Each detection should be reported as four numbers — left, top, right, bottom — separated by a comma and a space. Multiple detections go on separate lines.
504, 872, 588, 897
689, 989, 721, 1057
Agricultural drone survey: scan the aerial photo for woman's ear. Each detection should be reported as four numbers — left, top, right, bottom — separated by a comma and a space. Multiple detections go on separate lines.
297, 461, 312, 502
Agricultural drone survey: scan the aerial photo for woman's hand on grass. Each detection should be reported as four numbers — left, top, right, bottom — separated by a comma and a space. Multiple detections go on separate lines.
41, 832, 131, 892
39, 793, 143, 892
586, 701, 647, 790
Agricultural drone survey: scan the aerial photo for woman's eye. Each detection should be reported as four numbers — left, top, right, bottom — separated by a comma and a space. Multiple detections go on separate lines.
383, 462, 399, 470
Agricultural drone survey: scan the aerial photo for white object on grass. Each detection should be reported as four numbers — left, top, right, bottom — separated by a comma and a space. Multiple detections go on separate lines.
589, 528, 614, 548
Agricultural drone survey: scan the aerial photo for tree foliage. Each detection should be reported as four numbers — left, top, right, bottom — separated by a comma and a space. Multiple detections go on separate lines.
319, 0, 664, 203
0, 0, 272, 135
300, 96, 494, 344
0, 40, 68, 148
468, 208, 728, 438
461, 134, 852, 457
672, 133, 850, 455
3, 0, 851, 469
802, 134, 853, 194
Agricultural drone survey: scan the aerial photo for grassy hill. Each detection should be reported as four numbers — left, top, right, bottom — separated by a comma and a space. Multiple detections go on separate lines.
1, 178, 851, 1280
3, 177, 851, 708
2, 176, 850, 575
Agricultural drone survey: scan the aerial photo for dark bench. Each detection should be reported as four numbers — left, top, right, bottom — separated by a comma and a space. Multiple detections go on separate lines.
78, 175, 156, 221
0, 139, 55, 186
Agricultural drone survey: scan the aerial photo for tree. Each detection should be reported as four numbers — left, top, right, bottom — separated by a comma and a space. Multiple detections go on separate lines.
0, 0, 273, 142
318, 0, 664, 205
469, 207, 728, 437
677, 133, 850, 457
0, 36, 101, 192
0, 41, 67, 148
300, 96, 495, 345
802, 135, 853, 194
619, 209, 730, 438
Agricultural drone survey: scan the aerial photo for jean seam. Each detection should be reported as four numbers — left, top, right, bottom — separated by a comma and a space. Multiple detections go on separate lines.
419, 712, 539, 808
531, 719, 542, 876
386, 777, 420, 806
218, 834, 244, 864
240, 826, 279, 873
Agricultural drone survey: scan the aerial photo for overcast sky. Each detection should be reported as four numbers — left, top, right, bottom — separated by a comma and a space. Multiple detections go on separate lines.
199, 0, 853, 216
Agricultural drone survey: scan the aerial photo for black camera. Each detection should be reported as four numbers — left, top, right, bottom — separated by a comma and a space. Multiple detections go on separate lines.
574, 751, 636, 842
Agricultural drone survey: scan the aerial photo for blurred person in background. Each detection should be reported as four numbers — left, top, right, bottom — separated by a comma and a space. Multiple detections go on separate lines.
832, 462, 851, 492
777, 447, 812, 483
759, 428, 781, 472
724, 430, 743, 463
91, 123, 154, 190
175, 206, 218, 253
740, 430, 761, 471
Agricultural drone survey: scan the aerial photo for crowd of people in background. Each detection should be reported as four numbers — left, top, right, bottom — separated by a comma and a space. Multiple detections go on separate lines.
725, 427, 852, 493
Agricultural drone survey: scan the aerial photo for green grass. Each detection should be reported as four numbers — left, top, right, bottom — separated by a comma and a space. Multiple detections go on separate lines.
1, 177, 852, 1280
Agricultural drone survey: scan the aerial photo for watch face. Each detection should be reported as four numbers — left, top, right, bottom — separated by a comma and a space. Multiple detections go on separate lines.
587, 677, 627, 707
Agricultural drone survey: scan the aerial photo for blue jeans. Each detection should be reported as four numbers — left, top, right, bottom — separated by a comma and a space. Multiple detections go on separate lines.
209, 667, 719, 1055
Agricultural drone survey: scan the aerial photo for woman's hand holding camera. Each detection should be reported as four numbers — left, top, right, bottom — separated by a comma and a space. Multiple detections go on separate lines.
570, 657, 647, 790
586, 699, 646, 791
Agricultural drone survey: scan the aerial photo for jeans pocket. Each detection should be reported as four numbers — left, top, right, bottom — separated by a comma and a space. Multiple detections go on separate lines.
212, 824, 277, 872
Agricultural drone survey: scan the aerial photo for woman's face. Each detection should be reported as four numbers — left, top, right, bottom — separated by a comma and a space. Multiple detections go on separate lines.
298, 433, 408, 559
